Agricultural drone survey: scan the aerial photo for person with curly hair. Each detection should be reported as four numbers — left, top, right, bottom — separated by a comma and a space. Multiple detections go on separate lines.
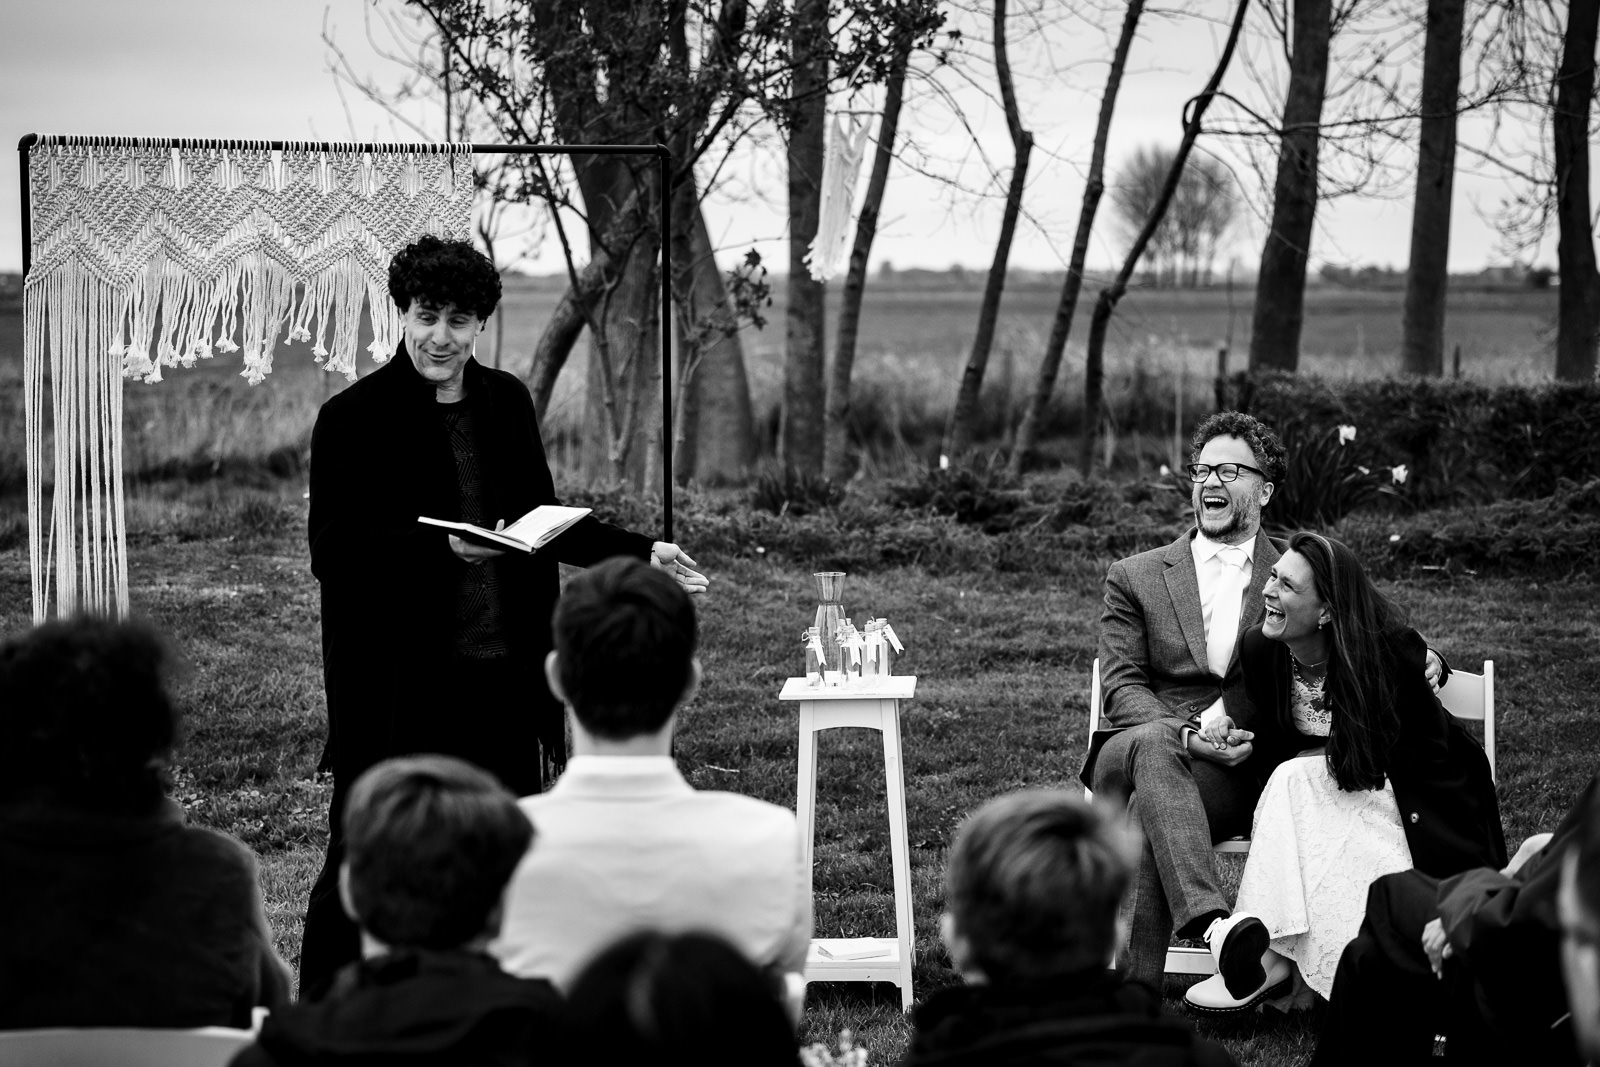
301, 234, 707, 998
0, 616, 290, 1030
1081, 412, 1446, 993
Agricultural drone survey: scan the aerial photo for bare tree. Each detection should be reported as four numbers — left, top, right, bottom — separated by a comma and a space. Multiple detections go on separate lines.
1007, 0, 1143, 477
1110, 146, 1236, 287
1552, 0, 1600, 380
783, 0, 830, 476
1400, 0, 1466, 377
1082, 0, 1251, 474
943, 0, 1034, 462
1248, 0, 1333, 373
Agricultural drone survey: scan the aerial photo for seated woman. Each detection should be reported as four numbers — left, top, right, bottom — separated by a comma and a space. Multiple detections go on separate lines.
0, 617, 291, 1030
1184, 531, 1505, 1014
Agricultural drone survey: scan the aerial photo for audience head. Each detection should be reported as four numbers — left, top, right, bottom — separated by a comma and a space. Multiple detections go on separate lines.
340, 755, 532, 951
565, 931, 800, 1066
548, 557, 700, 742
1276, 531, 1408, 792
1187, 411, 1285, 543
1561, 797, 1600, 1062
942, 789, 1139, 984
387, 234, 502, 320
0, 615, 179, 816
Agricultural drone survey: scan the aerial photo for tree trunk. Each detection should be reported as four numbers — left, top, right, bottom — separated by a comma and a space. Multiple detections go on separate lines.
1400, 0, 1465, 377
682, 197, 755, 483
1008, 0, 1143, 477
1247, 0, 1332, 373
1554, 0, 1600, 380
1082, 0, 1250, 474
944, 0, 1033, 462
782, 0, 829, 474
526, 245, 616, 419
581, 232, 661, 488
824, 37, 911, 482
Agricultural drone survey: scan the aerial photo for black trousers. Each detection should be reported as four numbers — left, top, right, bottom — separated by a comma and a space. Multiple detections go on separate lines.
1313, 870, 1577, 1067
297, 655, 552, 1001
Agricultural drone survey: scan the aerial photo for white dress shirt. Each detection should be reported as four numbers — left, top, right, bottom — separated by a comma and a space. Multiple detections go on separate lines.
1190, 532, 1256, 729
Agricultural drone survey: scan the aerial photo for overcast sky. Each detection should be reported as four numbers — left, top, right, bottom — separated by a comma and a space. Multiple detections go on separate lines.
0, 0, 1579, 279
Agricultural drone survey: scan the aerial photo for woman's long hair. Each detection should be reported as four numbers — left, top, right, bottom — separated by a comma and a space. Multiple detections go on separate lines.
1286, 532, 1407, 791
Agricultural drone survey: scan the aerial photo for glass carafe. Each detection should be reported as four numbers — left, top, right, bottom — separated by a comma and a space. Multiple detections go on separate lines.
812, 571, 847, 676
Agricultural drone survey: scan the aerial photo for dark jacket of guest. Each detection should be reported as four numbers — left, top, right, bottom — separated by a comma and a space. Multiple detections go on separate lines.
309, 345, 652, 793
901, 972, 1238, 1067
1240, 625, 1507, 878
230, 949, 562, 1067
0, 803, 289, 1030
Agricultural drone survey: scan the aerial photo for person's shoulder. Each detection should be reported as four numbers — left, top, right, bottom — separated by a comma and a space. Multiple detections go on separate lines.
1109, 532, 1189, 581
686, 790, 798, 835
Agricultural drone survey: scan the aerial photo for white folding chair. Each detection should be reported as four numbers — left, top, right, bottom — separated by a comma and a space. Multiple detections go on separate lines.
1086, 657, 1497, 978
0, 1026, 255, 1067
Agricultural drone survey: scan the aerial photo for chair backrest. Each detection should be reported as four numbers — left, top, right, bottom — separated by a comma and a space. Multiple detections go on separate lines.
1437, 660, 1495, 782
1084, 658, 1103, 802
0, 1026, 255, 1067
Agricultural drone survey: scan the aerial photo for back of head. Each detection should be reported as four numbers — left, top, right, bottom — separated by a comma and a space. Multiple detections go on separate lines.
552, 557, 697, 740
0, 616, 178, 815
565, 930, 799, 1066
945, 790, 1138, 983
387, 234, 502, 320
1190, 411, 1287, 485
343, 755, 532, 950
1287, 530, 1407, 791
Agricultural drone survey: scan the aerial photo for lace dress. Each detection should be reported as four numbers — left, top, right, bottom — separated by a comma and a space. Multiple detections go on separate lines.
1231, 661, 1414, 1000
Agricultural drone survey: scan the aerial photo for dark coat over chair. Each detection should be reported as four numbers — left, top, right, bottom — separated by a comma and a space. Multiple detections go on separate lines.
1240, 624, 1507, 878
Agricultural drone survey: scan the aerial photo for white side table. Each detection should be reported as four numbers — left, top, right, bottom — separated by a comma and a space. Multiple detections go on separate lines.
778, 674, 917, 1011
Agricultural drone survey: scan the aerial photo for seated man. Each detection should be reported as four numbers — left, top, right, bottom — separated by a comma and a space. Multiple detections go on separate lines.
1311, 771, 1599, 1066
495, 557, 810, 988
903, 789, 1237, 1067
1082, 412, 1287, 991
0, 617, 290, 1030
233, 755, 561, 1067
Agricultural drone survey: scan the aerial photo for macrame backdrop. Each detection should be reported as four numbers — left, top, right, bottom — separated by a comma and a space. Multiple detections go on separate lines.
23, 137, 474, 621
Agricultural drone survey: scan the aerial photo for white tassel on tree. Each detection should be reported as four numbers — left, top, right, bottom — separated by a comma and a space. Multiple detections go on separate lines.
805, 113, 872, 282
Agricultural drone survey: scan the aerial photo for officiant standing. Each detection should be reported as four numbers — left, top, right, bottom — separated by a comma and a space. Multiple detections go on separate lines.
300, 234, 708, 998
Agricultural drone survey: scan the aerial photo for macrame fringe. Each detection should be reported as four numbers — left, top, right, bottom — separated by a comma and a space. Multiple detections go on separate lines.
23, 140, 472, 620
805, 112, 872, 282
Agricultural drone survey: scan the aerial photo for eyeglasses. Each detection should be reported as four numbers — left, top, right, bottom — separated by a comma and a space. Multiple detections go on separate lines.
1185, 462, 1265, 483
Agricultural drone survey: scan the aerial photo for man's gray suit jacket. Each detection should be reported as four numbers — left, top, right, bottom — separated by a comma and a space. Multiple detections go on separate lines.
1081, 528, 1281, 785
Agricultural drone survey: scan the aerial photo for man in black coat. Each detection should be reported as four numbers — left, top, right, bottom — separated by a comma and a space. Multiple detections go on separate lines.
1310, 771, 1598, 1066
300, 235, 706, 997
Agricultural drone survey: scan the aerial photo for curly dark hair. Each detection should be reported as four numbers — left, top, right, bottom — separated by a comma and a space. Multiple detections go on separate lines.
387, 234, 502, 320
0, 616, 180, 814
1190, 411, 1288, 484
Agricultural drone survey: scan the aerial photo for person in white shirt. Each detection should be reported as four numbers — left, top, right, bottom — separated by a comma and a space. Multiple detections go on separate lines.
494, 557, 811, 990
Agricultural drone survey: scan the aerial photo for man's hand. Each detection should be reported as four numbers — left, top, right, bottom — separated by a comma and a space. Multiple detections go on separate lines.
1502, 832, 1554, 878
1186, 728, 1254, 767
449, 520, 509, 563
651, 542, 709, 594
1421, 917, 1453, 978
1424, 648, 1445, 692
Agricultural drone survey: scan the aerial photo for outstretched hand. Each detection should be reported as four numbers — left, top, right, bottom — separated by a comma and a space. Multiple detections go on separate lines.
1421, 918, 1453, 978
651, 542, 709, 595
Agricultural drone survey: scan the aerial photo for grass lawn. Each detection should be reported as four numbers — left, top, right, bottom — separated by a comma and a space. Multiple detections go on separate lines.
0, 480, 1593, 1066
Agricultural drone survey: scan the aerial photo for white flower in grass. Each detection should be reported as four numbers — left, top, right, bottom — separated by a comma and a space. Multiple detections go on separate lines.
1337, 424, 1357, 446
1392, 464, 1409, 484
1159, 463, 1171, 476
1357, 465, 1370, 475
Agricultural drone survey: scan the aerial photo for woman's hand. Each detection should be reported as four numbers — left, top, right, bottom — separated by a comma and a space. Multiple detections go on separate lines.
651, 542, 709, 594
1502, 832, 1554, 877
1421, 918, 1453, 978
1199, 714, 1236, 748
1186, 728, 1254, 767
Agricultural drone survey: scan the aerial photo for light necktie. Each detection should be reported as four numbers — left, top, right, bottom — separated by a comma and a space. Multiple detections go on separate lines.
1206, 546, 1249, 678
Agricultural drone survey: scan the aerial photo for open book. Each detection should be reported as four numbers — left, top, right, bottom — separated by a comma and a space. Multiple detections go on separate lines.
418, 505, 591, 554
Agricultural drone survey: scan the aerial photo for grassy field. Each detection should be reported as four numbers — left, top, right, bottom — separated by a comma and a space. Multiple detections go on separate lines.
0, 479, 1593, 1065
0, 280, 1565, 491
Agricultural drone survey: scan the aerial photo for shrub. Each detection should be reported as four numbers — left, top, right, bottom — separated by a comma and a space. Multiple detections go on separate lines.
747, 466, 846, 517
1266, 416, 1404, 530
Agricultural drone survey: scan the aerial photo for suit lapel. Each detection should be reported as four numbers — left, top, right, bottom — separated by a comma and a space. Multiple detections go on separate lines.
1162, 533, 1210, 674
